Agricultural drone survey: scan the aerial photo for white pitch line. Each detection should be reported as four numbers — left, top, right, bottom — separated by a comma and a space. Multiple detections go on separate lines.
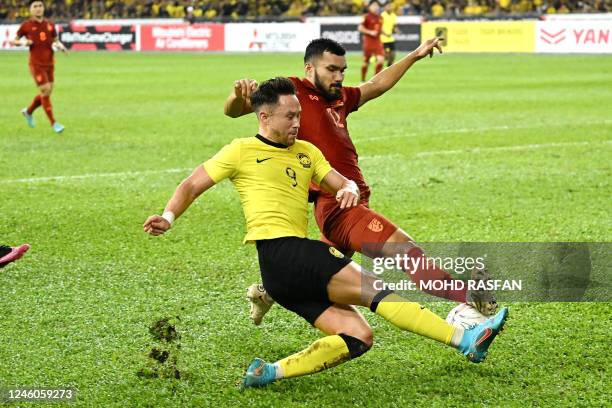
358, 120, 612, 142
3, 140, 610, 184
416, 140, 612, 157
1, 167, 192, 184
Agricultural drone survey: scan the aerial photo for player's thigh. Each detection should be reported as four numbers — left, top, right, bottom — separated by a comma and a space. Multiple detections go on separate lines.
30, 65, 49, 88
326, 261, 381, 308
314, 303, 373, 346
325, 204, 398, 257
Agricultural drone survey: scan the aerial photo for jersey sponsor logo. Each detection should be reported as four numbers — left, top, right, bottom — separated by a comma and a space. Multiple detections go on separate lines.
329, 247, 344, 259
256, 157, 272, 163
367, 218, 384, 233
296, 153, 311, 168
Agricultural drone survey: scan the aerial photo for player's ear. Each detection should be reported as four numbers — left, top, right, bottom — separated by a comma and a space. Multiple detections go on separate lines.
304, 62, 314, 76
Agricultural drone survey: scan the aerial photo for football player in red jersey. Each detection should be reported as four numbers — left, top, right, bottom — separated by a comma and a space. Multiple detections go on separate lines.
225, 37, 499, 326
358, 0, 385, 82
11, 0, 66, 133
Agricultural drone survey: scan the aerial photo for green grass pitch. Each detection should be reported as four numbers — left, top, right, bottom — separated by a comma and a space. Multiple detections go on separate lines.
1, 51, 610, 406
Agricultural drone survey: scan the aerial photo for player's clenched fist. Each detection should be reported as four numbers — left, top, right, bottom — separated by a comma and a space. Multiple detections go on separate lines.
143, 215, 171, 236
234, 78, 258, 102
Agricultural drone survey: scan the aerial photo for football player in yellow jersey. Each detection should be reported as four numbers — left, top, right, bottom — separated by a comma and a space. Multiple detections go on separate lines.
144, 77, 509, 388
381, 2, 399, 67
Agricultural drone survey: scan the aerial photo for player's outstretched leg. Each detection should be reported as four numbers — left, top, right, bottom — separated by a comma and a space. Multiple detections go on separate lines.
243, 303, 371, 389
327, 263, 508, 363
371, 291, 508, 363
242, 332, 369, 388
0, 244, 31, 268
246, 283, 275, 325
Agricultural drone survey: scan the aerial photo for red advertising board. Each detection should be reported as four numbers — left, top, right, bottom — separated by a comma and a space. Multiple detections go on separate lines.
140, 24, 224, 51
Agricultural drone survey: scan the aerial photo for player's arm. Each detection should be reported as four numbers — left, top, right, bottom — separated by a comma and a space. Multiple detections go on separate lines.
358, 37, 443, 106
9, 35, 32, 47
143, 165, 215, 236
224, 78, 258, 118
319, 170, 360, 209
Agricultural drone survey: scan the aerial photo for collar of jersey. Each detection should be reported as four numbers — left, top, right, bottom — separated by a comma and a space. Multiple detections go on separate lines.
256, 134, 288, 149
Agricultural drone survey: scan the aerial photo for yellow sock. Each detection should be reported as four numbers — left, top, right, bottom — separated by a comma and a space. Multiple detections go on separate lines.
375, 293, 455, 345
276, 335, 351, 379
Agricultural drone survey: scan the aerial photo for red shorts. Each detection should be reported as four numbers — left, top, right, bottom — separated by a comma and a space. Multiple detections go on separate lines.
314, 195, 397, 257
29, 64, 54, 86
363, 43, 384, 61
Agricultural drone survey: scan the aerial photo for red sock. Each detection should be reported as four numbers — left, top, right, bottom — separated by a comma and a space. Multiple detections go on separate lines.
361, 64, 368, 81
375, 63, 383, 74
41, 95, 56, 124
404, 247, 467, 302
27, 95, 42, 115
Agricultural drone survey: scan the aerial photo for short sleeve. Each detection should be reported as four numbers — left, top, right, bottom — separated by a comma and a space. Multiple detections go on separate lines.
310, 145, 333, 185
16, 23, 26, 38
343, 86, 362, 114
203, 139, 241, 183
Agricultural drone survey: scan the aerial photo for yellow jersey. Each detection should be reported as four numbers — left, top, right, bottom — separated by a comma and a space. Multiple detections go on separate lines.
380, 11, 397, 44
203, 135, 333, 243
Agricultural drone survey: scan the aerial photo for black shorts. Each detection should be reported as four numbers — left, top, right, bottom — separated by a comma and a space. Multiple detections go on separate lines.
256, 237, 351, 325
383, 41, 396, 52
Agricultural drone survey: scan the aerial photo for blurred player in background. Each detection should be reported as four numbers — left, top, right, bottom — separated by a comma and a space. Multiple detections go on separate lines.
0, 244, 30, 269
11, 0, 66, 134
358, 0, 384, 82
381, 1, 399, 67
225, 37, 498, 326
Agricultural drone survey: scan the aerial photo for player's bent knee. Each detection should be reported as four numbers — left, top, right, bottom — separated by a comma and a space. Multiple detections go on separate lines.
339, 333, 372, 358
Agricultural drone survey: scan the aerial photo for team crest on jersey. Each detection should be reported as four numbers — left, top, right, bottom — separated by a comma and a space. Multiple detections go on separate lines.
367, 218, 384, 233
296, 153, 311, 168
329, 247, 344, 259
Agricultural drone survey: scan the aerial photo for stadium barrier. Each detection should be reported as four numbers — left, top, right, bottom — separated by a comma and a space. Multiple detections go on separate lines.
1, 24, 26, 50
224, 22, 320, 52
58, 24, 137, 51
421, 21, 536, 53
2, 17, 611, 54
312, 16, 422, 52
140, 23, 224, 51
536, 19, 611, 53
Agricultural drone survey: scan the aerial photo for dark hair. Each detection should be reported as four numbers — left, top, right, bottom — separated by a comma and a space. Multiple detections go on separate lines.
28, 0, 44, 6
304, 38, 346, 64
369, 0, 381, 5
250, 77, 296, 112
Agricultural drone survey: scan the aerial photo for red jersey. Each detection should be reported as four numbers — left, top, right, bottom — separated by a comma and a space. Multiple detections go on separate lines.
289, 77, 371, 202
362, 12, 382, 48
17, 19, 56, 66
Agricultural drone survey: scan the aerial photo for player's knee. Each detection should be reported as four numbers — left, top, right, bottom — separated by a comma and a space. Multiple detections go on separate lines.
40, 86, 51, 96
339, 332, 372, 359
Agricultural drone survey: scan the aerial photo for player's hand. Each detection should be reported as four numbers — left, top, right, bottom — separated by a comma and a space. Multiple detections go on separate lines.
143, 215, 171, 236
412, 37, 443, 60
233, 79, 258, 102
57, 41, 68, 53
336, 184, 359, 209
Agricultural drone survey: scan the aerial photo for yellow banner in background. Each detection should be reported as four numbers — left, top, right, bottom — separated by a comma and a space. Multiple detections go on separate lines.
422, 21, 536, 53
